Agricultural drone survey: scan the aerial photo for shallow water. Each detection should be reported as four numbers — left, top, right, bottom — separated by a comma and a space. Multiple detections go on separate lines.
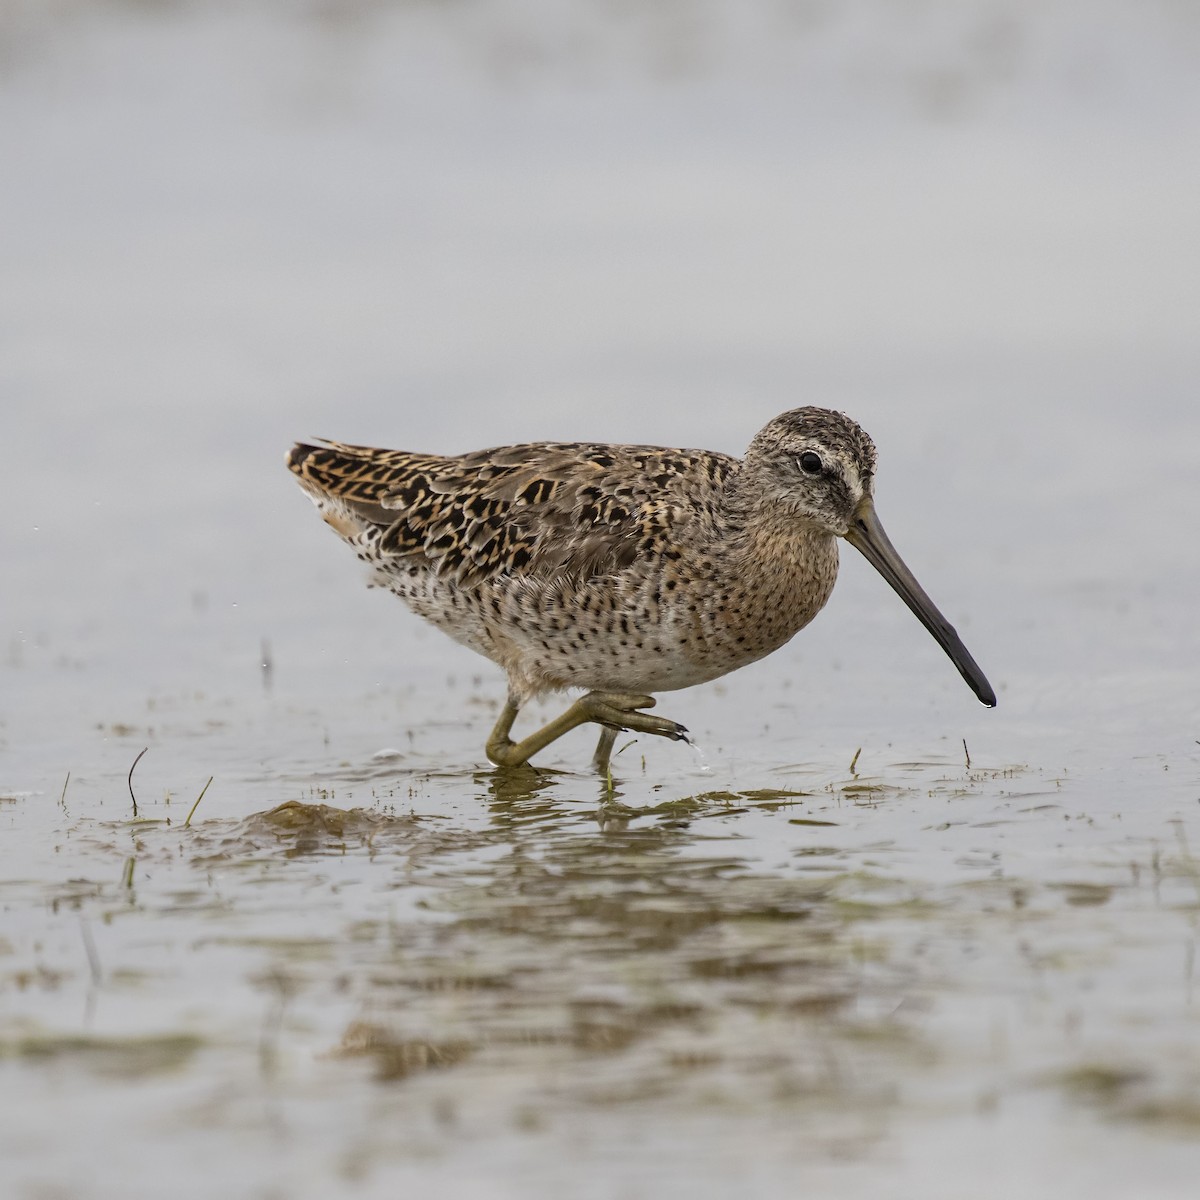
3, 2, 1200, 1196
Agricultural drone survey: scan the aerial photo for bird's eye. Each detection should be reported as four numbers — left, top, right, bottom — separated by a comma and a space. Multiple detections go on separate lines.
798, 451, 823, 475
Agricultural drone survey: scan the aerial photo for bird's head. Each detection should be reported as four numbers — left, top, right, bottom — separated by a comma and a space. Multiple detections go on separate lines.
743, 406, 996, 708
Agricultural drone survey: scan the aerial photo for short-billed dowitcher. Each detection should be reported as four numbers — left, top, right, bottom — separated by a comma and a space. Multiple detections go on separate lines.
288, 408, 995, 770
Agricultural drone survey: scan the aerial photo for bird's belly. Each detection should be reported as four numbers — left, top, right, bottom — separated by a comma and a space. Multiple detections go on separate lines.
508, 568, 835, 696
378, 541, 838, 700
515, 603, 820, 694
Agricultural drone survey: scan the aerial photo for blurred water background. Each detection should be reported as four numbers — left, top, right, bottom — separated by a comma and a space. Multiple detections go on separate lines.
2, 2, 1199, 1197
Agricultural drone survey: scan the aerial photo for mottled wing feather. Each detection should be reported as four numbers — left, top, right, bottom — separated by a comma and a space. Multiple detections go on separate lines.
287, 438, 737, 587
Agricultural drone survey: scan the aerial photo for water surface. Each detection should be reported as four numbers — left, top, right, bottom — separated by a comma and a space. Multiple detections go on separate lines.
3, 3, 1199, 1197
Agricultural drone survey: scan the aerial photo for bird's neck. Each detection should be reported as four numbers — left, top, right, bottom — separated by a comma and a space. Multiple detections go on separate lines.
718, 471, 832, 563
712, 478, 841, 616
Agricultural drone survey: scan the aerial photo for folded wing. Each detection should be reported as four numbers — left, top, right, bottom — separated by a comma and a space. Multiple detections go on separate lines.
287, 438, 736, 588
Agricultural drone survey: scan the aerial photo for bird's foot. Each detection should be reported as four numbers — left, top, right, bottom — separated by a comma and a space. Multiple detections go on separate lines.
578, 692, 690, 744
486, 691, 688, 771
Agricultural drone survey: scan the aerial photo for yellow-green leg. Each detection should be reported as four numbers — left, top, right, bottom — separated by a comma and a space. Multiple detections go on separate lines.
486, 691, 688, 770
592, 727, 619, 773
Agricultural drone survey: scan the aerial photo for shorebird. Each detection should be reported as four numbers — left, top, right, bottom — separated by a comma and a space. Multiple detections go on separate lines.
288, 408, 995, 770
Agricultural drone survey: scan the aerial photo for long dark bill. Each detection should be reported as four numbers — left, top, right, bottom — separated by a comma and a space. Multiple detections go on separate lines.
844, 499, 997, 708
